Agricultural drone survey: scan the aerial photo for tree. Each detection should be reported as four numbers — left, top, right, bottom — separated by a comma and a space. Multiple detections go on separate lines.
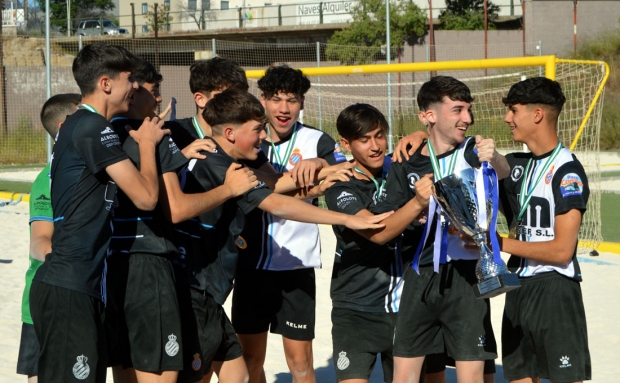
145, 3, 174, 32
36, 0, 115, 32
326, 0, 427, 65
177, 0, 216, 29
438, 0, 500, 30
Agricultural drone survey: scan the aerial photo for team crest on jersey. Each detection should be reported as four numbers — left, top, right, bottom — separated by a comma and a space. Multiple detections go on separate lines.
72, 355, 90, 380
337, 351, 350, 370
511, 165, 524, 182
192, 353, 202, 371
545, 166, 555, 184
289, 148, 303, 166
333, 143, 347, 162
407, 173, 420, 190
165, 334, 179, 357
560, 173, 583, 197
235, 235, 248, 249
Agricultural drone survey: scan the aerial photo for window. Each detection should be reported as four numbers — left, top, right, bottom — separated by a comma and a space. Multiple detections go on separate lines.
142, 3, 148, 14
188, 0, 196, 9
220, 0, 229, 10
142, 25, 149, 33
202, 0, 210, 10
164, 0, 170, 6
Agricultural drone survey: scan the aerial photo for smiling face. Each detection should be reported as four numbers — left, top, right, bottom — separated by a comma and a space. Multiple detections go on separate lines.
504, 103, 536, 144
230, 119, 268, 161
108, 71, 138, 115
341, 126, 387, 174
261, 92, 303, 140
420, 96, 472, 148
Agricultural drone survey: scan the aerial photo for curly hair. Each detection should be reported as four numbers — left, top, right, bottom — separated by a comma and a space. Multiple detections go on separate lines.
502, 77, 566, 114
257, 64, 311, 99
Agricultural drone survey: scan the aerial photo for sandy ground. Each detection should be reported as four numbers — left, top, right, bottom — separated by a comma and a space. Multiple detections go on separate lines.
0, 198, 618, 382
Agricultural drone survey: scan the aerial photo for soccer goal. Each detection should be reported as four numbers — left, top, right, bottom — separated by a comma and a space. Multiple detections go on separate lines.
247, 56, 609, 252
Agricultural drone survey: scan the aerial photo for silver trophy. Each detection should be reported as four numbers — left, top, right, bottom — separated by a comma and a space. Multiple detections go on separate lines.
433, 167, 520, 299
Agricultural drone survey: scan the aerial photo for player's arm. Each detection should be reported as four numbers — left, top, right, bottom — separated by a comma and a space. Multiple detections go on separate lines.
499, 208, 583, 265
106, 117, 169, 211
354, 174, 433, 245
30, 221, 53, 262
159, 163, 258, 223
258, 193, 392, 230
254, 163, 354, 198
392, 130, 429, 163
474, 135, 510, 179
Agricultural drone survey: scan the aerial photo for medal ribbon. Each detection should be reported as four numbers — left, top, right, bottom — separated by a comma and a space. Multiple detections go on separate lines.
427, 139, 458, 180
79, 104, 99, 114
353, 166, 385, 202
192, 116, 205, 139
517, 142, 562, 222
267, 122, 299, 173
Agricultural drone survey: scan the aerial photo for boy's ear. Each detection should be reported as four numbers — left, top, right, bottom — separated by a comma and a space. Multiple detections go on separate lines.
533, 106, 545, 124
223, 125, 236, 142
194, 92, 208, 109
99, 75, 112, 94
340, 137, 351, 152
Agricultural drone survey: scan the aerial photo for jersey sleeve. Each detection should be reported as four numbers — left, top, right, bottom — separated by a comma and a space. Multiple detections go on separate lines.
463, 138, 482, 168
73, 113, 128, 175
317, 133, 347, 165
29, 165, 53, 224
168, 120, 198, 150
236, 181, 272, 214
552, 159, 589, 216
373, 160, 413, 213
325, 180, 367, 215
158, 136, 189, 174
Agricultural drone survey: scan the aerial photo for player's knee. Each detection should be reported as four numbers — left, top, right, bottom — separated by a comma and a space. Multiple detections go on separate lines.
286, 354, 313, 377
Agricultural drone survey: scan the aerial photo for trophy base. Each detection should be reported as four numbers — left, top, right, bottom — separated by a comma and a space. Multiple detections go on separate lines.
474, 273, 521, 299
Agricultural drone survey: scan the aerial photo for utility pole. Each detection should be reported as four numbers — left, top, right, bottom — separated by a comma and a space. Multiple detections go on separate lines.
67, 0, 71, 36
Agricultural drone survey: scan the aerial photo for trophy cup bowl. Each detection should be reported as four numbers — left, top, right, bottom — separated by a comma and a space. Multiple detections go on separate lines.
433, 168, 520, 299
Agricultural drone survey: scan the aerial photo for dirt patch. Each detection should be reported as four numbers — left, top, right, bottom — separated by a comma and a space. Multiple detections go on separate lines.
2, 37, 74, 67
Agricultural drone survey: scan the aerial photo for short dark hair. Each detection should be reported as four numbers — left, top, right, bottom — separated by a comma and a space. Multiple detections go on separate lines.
502, 77, 566, 114
417, 76, 474, 111
257, 64, 311, 99
40, 93, 82, 138
189, 57, 249, 95
72, 43, 141, 96
203, 89, 266, 135
337, 103, 388, 141
133, 59, 162, 86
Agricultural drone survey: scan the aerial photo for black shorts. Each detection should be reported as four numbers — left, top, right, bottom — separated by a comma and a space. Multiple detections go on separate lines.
331, 308, 397, 382
16, 322, 39, 376
30, 281, 107, 383
232, 268, 316, 340
393, 261, 497, 361
177, 285, 243, 383
425, 352, 496, 375
502, 272, 591, 382
105, 253, 184, 372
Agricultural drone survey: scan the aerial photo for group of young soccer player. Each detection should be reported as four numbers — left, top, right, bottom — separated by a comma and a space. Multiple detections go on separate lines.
16, 42, 591, 383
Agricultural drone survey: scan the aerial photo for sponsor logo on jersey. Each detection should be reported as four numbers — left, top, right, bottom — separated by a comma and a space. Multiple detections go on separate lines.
337, 351, 350, 370
100, 127, 121, 148
560, 173, 583, 197
336, 191, 357, 210
165, 334, 179, 357
478, 335, 486, 347
545, 166, 555, 184
559, 355, 572, 368
511, 165, 524, 182
337, 191, 353, 199
289, 148, 303, 166
168, 137, 180, 155
253, 180, 267, 190
192, 353, 202, 371
72, 355, 90, 380
100, 127, 115, 134
333, 143, 347, 162
407, 172, 420, 190
36, 194, 50, 201
235, 235, 248, 249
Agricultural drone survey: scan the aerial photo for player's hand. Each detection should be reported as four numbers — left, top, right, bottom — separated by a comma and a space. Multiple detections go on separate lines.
344, 211, 394, 230
459, 232, 478, 250
318, 169, 352, 194
393, 131, 429, 163
290, 158, 327, 187
413, 174, 434, 207
130, 116, 169, 145
475, 135, 499, 164
416, 207, 429, 224
181, 138, 217, 160
223, 163, 258, 197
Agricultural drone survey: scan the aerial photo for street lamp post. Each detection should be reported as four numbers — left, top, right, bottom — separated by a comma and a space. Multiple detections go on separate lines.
67, 0, 71, 36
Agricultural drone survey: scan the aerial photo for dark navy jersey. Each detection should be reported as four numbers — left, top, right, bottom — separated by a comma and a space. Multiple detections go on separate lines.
374, 138, 480, 266
36, 109, 128, 300
172, 139, 272, 304
325, 157, 407, 313
499, 148, 588, 281
108, 118, 188, 256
